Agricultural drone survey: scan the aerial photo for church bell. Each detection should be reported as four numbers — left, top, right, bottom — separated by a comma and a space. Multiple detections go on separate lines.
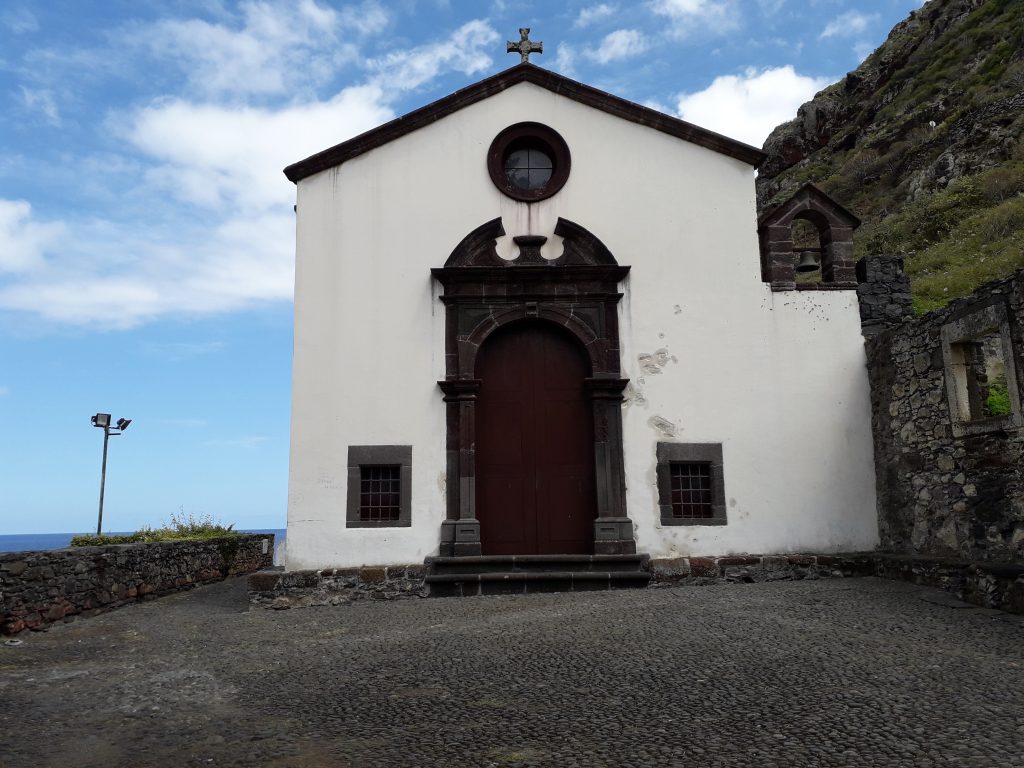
795, 249, 821, 273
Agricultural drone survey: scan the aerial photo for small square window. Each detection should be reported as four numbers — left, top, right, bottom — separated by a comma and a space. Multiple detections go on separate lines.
656, 443, 727, 526
347, 446, 412, 528
941, 302, 1022, 437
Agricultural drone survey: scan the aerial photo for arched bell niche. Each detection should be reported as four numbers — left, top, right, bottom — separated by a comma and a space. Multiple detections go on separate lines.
758, 183, 861, 291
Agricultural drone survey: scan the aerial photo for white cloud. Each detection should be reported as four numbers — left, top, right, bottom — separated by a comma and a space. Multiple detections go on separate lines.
124, 85, 392, 212
648, 0, 738, 36
367, 20, 499, 92
756, 0, 785, 14
587, 29, 650, 64
554, 45, 577, 76
575, 4, 617, 28
139, 0, 388, 97
19, 87, 60, 125
2, 7, 38, 34
0, 83, 393, 328
0, 200, 66, 274
0, 386, 9, 397
0, 14, 505, 329
676, 65, 831, 148
854, 40, 876, 62
820, 10, 879, 39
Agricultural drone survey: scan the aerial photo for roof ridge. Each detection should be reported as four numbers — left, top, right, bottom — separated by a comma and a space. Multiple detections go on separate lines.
284, 63, 766, 183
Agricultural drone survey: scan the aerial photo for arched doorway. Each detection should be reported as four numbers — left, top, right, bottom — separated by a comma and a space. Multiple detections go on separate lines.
475, 321, 596, 555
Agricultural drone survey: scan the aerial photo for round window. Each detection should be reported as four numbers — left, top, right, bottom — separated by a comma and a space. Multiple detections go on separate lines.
487, 122, 570, 202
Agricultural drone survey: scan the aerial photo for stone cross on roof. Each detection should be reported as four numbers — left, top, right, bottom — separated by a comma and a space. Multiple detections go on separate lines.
507, 28, 542, 63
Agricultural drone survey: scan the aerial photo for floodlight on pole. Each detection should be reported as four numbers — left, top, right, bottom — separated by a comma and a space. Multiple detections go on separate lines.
91, 412, 132, 536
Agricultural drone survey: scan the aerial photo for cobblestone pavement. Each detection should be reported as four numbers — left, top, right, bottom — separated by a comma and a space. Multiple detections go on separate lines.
1, 577, 1022, 768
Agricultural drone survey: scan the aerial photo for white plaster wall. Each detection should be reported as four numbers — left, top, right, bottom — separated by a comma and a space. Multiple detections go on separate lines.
286, 81, 879, 570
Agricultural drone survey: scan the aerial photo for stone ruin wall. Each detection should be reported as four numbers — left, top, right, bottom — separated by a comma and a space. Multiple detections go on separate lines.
0, 534, 274, 635
863, 267, 1024, 562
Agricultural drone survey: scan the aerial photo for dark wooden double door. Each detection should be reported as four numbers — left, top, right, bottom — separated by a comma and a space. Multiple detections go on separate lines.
475, 322, 596, 555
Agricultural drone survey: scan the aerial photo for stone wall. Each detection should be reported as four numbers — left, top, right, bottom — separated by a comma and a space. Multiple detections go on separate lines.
856, 255, 914, 336
249, 564, 426, 609
649, 554, 1023, 613
0, 534, 274, 635
865, 269, 1024, 562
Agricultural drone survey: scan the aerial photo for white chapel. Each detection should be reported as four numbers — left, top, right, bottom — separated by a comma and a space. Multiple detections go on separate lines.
281, 50, 879, 577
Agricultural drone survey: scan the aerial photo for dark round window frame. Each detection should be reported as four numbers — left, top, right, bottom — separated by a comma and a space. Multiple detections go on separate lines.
487, 122, 571, 202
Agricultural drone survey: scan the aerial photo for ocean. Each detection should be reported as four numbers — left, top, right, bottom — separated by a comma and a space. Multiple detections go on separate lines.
0, 529, 287, 564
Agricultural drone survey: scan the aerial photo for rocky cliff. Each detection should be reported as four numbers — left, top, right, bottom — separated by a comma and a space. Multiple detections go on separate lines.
757, 0, 1024, 312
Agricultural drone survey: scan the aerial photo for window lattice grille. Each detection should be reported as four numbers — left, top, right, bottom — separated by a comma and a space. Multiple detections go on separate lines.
359, 465, 401, 522
669, 463, 713, 519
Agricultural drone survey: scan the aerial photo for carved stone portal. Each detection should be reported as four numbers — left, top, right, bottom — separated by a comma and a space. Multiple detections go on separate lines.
433, 217, 636, 556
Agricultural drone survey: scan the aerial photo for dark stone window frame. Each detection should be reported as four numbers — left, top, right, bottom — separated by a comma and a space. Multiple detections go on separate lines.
656, 443, 727, 526
940, 301, 1023, 438
487, 122, 571, 202
346, 445, 412, 528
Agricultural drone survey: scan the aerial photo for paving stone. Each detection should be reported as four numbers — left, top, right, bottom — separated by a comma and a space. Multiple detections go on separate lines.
0, 576, 1022, 767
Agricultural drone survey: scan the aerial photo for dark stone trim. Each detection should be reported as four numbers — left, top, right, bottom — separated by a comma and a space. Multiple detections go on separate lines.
486, 122, 571, 202
445, 218, 505, 267
435, 218, 637, 556
284, 63, 765, 182
346, 445, 413, 529
443, 216, 623, 271
795, 282, 860, 291
758, 182, 861, 228
758, 183, 860, 290
655, 442, 727, 526
553, 218, 617, 266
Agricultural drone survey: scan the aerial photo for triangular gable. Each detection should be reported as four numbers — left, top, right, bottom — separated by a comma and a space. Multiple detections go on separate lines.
758, 183, 861, 230
284, 63, 766, 183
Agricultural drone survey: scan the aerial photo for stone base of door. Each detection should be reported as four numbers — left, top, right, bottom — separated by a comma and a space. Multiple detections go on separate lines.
593, 518, 637, 555
438, 517, 637, 556
439, 519, 482, 557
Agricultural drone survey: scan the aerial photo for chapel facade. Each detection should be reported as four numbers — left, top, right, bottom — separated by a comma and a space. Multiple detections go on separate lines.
282, 62, 880, 574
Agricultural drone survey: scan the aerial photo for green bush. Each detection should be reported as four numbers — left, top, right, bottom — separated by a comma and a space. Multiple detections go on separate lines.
71, 511, 237, 547
985, 382, 1012, 418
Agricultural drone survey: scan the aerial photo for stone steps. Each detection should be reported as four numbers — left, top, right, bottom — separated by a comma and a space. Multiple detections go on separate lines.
424, 555, 650, 597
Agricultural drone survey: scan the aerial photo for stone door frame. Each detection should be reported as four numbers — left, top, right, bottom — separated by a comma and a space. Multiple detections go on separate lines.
432, 217, 636, 556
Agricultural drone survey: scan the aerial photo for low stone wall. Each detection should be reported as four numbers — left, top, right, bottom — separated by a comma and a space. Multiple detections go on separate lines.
648, 553, 1024, 613
250, 549, 1023, 615
647, 553, 877, 583
1, 534, 274, 635
249, 564, 426, 609
875, 555, 1024, 613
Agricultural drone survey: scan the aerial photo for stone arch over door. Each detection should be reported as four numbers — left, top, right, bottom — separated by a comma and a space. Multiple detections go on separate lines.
433, 217, 636, 556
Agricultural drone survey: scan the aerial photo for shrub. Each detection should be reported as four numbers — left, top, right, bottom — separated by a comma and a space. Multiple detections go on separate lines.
985, 382, 1011, 418
71, 511, 237, 547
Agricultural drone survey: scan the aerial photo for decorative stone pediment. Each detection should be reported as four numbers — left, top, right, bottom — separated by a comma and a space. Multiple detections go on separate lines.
443, 217, 619, 268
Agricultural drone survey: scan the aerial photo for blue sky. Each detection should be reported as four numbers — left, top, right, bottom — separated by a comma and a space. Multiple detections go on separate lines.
0, 0, 925, 535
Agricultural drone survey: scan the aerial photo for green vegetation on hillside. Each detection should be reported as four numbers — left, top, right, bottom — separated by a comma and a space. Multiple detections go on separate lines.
859, 162, 1024, 312
71, 511, 237, 547
758, 0, 1024, 312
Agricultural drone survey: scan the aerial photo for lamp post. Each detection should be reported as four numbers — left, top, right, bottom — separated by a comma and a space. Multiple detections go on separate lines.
91, 413, 132, 536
